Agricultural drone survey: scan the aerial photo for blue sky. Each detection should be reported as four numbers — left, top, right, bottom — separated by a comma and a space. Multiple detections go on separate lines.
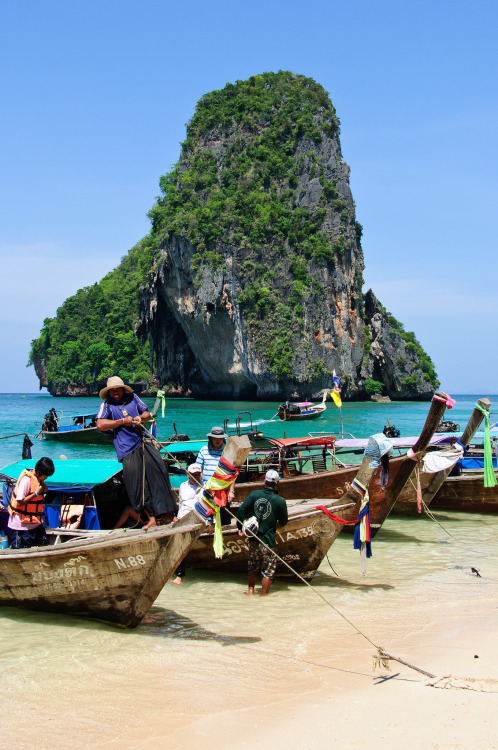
1, 0, 496, 394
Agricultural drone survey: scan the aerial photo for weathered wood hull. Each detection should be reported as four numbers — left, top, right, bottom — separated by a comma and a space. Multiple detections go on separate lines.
233, 456, 410, 537
0, 515, 203, 627
188, 499, 356, 580
389, 469, 435, 515
431, 472, 498, 513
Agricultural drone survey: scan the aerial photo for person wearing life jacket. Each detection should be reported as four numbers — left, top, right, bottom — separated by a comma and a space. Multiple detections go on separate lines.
8, 457, 55, 549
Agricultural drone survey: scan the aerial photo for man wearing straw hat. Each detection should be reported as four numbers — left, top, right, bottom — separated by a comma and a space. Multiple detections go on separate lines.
96, 376, 177, 529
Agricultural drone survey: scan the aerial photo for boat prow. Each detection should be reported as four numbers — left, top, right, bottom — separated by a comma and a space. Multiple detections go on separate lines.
0, 512, 205, 628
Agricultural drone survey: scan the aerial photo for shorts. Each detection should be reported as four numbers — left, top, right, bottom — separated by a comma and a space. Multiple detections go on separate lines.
9, 525, 48, 549
248, 539, 277, 579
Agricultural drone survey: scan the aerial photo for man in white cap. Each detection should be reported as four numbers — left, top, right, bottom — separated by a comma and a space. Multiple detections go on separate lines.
171, 463, 204, 585
96, 376, 177, 529
236, 469, 288, 596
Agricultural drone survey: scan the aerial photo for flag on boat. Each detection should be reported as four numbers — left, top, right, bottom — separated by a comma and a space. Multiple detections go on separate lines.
332, 370, 342, 408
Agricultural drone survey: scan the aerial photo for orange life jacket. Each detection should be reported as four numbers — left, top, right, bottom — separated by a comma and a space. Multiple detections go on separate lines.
9, 469, 45, 525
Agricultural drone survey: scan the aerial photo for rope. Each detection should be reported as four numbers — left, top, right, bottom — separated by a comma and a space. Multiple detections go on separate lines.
152, 428, 488, 683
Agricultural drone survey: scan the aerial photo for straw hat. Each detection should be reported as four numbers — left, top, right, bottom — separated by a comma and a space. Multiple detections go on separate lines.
99, 376, 133, 400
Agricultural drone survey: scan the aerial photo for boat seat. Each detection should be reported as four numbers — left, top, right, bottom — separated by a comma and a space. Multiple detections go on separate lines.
59, 504, 85, 530
282, 463, 301, 478
311, 456, 328, 473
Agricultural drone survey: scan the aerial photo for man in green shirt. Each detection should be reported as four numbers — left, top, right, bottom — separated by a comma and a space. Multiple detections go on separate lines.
236, 469, 288, 596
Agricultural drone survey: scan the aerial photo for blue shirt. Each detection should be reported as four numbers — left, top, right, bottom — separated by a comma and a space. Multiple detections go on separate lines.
197, 444, 224, 485
97, 393, 148, 461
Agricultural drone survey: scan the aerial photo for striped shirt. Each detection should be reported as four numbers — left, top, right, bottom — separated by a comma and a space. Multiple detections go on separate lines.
197, 444, 224, 485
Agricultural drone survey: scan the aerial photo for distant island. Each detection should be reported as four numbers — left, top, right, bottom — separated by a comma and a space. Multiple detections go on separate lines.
29, 71, 439, 400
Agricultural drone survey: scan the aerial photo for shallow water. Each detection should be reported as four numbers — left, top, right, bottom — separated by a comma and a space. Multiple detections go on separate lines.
1, 509, 498, 749
1, 393, 498, 748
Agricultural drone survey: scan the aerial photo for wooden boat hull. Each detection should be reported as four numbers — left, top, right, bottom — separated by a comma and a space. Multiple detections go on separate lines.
188, 499, 356, 580
189, 453, 425, 581
431, 472, 498, 513
389, 469, 435, 516
41, 427, 113, 445
233, 455, 409, 537
278, 406, 325, 421
41, 421, 154, 445
0, 515, 203, 627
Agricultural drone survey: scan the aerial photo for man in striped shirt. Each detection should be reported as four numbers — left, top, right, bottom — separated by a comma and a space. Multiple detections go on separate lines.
197, 426, 234, 523
197, 426, 228, 484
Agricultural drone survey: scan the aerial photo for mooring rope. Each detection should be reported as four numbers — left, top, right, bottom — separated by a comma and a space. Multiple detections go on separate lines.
143, 427, 498, 683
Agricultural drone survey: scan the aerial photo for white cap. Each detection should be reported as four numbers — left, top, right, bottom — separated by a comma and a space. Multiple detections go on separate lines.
188, 463, 202, 473
265, 469, 280, 483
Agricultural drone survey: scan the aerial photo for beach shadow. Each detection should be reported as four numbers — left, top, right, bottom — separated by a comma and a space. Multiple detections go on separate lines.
139, 606, 261, 646
0, 604, 261, 645
311, 573, 394, 592
374, 528, 450, 545
0, 606, 130, 632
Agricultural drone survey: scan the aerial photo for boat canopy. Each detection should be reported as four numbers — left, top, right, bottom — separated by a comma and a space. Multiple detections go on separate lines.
334, 434, 457, 451
0, 459, 122, 493
290, 402, 314, 408
269, 435, 336, 449
161, 440, 206, 455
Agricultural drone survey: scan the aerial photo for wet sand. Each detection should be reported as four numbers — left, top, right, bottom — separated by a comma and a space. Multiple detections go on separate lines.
2, 512, 498, 749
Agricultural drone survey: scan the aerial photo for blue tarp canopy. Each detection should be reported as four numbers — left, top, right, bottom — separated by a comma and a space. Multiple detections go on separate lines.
0, 459, 122, 493
160, 440, 204, 455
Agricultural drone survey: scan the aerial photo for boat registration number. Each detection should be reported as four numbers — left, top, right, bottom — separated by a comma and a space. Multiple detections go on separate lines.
114, 555, 146, 570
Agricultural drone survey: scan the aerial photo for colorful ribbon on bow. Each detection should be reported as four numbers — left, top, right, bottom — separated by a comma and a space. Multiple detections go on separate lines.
194, 457, 241, 558
433, 392, 456, 409
315, 479, 372, 574
475, 404, 497, 488
156, 390, 166, 418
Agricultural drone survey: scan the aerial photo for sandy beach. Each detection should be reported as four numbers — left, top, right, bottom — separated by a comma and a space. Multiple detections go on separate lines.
2, 512, 498, 749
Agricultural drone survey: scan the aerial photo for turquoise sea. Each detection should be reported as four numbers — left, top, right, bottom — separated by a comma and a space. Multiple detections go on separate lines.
0, 392, 495, 468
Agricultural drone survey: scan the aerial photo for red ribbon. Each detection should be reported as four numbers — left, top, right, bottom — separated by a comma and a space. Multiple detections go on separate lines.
315, 505, 360, 525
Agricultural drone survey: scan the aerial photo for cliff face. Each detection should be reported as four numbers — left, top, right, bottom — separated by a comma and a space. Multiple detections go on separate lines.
138, 72, 436, 399
30, 72, 438, 400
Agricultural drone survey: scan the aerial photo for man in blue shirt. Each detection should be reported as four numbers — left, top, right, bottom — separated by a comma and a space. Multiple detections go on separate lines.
97, 376, 177, 529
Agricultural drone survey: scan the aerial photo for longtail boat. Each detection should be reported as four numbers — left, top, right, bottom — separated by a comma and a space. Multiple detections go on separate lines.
36, 392, 162, 445
186, 392, 450, 578
0, 433, 251, 627
277, 390, 329, 421
430, 471, 498, 513
0, 513, 204, 627
392, 398, 491, 515
188, 431, 386, 580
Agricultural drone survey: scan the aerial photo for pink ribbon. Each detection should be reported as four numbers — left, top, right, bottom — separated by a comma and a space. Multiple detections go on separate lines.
433, 392, 455, 409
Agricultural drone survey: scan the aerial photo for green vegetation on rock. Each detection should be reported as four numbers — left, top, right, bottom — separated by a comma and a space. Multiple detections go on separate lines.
364, 378, 384, 394
148, 71, 355, 378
